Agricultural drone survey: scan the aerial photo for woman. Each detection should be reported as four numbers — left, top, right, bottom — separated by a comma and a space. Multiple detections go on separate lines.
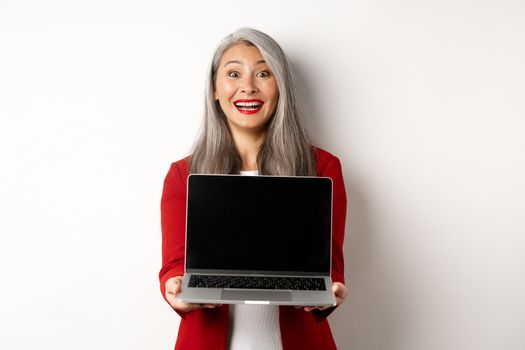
159, 27, 348, 350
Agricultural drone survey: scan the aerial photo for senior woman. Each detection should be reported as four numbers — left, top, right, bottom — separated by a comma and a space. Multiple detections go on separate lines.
159, 27, 348, 350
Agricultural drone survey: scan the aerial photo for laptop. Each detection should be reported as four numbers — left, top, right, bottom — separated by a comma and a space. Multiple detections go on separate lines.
176, 174, 336, 306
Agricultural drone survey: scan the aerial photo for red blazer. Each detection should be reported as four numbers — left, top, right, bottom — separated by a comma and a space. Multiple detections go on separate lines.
159, 147, 347, 350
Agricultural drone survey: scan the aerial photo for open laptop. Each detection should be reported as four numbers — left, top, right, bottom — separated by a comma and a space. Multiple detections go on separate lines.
176, 174, 336, 306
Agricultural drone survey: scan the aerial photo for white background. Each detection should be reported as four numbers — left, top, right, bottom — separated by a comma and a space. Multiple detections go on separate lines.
1, 1, 524, 349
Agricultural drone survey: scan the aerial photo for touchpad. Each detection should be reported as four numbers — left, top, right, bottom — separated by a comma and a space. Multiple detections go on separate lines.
222, 290, 292, 302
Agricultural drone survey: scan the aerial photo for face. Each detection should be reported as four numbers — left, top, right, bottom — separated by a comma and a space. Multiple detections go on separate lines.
214, 43, 279, 135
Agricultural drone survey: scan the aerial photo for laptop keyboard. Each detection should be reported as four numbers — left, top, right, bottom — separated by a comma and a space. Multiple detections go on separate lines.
189, 275, 326, 291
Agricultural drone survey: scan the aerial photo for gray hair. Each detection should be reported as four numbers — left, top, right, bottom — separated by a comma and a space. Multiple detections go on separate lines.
189, 27, 316, 176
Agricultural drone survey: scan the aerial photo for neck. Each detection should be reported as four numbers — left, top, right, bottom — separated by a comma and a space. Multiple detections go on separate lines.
230, 129, 265, 171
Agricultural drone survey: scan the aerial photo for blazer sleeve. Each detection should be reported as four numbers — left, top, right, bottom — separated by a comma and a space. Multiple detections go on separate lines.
159, 161, 187, 310
324, 155, 347, 286
312, 152, 348, 320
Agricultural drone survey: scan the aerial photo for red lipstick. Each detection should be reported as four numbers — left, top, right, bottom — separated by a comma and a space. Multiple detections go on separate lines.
234, 99, 264, 115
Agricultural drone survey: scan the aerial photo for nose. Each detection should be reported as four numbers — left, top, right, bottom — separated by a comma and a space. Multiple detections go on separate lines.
240, 75, 258, 94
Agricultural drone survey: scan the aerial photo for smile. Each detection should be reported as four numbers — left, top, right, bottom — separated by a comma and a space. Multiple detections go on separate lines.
234, 99, 264, 115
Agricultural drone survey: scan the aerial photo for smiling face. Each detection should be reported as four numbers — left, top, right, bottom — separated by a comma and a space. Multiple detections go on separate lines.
214, 43, 279, 136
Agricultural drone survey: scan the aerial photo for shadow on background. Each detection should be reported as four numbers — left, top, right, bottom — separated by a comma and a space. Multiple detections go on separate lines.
330, 180, 410, 350
291, 57, 409, 350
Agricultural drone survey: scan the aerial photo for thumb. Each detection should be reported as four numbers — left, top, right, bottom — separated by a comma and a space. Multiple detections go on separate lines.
174, 277, 183, 293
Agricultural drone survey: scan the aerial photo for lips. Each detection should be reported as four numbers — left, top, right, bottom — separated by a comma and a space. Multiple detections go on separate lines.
234, 99, 264, 115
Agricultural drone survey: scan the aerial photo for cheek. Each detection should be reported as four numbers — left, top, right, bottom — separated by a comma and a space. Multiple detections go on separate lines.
265, 81, 279, 103
215, 81, 236, 101
268, 89, 279, 110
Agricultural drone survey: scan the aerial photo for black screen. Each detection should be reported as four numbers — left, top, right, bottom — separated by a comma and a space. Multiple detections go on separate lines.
186, 175, 332, 274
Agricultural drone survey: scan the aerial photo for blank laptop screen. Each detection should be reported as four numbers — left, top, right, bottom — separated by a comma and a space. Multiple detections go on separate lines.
186, 175, 332, 275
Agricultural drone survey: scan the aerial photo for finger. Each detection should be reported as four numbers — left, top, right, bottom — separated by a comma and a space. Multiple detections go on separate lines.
166, 293, 181, 309
166, 277, 183, 295
332, 282, 348, 299
166, 283, 177, 297
311, 306, 327, 311
170, 300, 197, 313
332, 283, 343, 295
328, 283, 346, 307
173, 281, 182, 294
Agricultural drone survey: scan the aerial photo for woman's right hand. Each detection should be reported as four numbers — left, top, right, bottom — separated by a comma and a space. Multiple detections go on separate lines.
165, 276, 220, 313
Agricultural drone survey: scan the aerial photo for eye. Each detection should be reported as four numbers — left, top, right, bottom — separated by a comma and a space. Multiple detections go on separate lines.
228, 71, 240, 78
257, 71, 270, 78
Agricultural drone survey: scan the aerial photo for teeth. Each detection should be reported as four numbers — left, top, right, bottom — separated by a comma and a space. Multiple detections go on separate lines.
235, 101, 262, 108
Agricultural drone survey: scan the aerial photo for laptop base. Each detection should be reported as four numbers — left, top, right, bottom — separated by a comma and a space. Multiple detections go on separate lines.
177, 274, 337, 306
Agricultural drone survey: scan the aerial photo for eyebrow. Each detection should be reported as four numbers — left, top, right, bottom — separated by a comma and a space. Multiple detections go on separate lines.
224, 59, 266, 67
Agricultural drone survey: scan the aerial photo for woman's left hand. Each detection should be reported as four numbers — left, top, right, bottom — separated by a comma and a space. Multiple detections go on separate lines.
297, 282, 349, 312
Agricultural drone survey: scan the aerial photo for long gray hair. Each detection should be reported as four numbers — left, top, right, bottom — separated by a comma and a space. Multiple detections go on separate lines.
189, 27, 316, 176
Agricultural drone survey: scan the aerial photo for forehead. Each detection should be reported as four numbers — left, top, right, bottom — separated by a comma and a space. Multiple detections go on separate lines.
219, 43, 266, 66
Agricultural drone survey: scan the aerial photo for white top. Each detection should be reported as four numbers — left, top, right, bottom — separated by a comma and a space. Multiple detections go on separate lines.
228, 304, 283, 350
239, 170, 259, 176
228, 170, 283, 350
